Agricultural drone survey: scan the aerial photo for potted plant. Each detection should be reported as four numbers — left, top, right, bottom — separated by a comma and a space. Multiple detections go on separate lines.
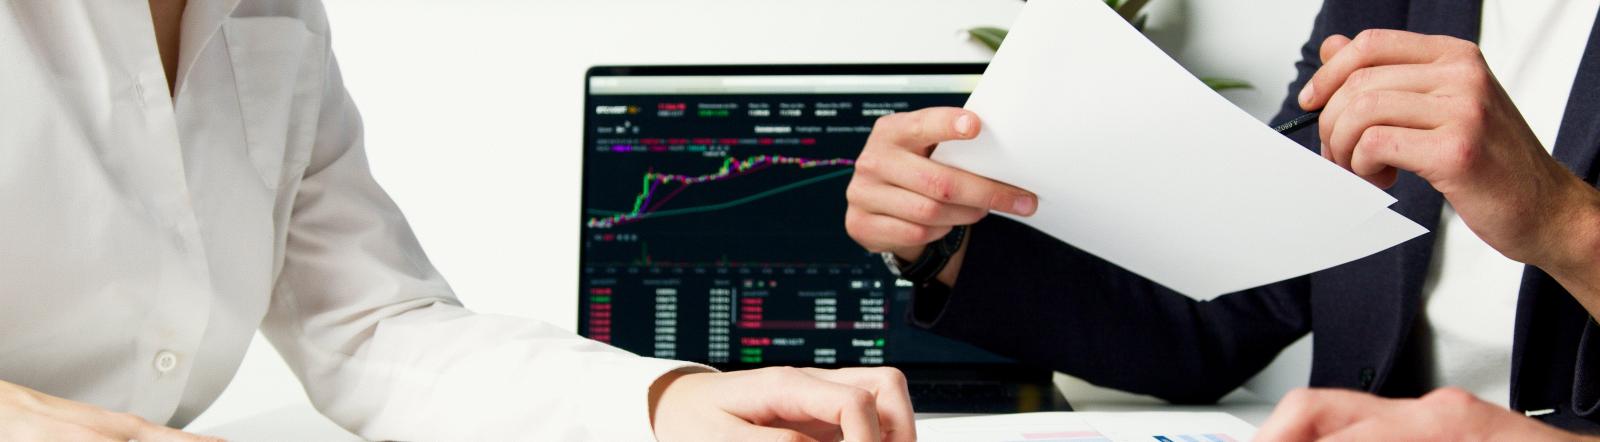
968, 0, 1252, 91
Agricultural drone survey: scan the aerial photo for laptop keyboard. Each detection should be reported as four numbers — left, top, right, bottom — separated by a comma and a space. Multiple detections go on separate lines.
909, 382, 1017, 401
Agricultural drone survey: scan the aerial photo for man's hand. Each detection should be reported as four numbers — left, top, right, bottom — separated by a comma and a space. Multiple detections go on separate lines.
649, 367, 914, 442
0, 379, 221, 441
843, 107, 1038, 284
1256, 388, 1582, 441
1300, 29, 1600, 272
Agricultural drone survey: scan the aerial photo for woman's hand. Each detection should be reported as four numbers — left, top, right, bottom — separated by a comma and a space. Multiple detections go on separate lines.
649, 367, 914, 442
0, 379, 222, 441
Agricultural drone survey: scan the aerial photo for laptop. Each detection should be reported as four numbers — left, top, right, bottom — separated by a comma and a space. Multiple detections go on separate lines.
576, 64, 1071, 413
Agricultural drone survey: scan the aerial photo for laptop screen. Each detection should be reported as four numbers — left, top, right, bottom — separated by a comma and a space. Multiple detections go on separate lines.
578, 64, 1014, 369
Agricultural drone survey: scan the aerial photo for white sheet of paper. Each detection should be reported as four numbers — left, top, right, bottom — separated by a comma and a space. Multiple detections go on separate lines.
916, 411, 1257, 442
932, 0, 1426, 299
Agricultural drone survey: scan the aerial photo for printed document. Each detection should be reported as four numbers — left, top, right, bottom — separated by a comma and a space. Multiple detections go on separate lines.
932, 0, 1426, 299
916, 412, 1257, 442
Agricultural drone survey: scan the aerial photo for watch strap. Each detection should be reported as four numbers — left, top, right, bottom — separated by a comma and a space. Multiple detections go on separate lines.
886, 225, 969, 286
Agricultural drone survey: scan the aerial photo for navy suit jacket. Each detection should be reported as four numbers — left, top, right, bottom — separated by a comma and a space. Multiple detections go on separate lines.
911, 0, 1600, 432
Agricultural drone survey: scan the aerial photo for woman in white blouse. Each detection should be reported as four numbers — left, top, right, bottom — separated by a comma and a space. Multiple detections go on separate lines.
0, 0, 913, 441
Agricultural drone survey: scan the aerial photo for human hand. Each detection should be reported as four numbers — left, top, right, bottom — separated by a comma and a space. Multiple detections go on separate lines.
649, 367, 914, 442
0, 379, 223, 441
1255, 387, 1580, 441
1299, 29, 1600, 270
844, 107, 1038, 282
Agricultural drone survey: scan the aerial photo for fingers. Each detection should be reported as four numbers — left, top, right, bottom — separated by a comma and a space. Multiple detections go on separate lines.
1259, 388, 1574, 442
845, 208, 951, 253
759, 369, 884, 442
0, 381, 219, 442
1322, 90, 1452, 170
83, 410, 218, 442
1316, 64, 1453, 150
1317, 34, 1352, 64
868, 107, 980, 156
1351, 121, 1475, 189
1315, 406, 1439, 442
1309, 388, 1557, 442
1313, 389, 1470, 442
723, 419, 822, 442
802, 368, 915, 442
667, 368, 909, 442
29, 395, 149, 440
847, 181, 990, 228
856, 107, 1034, 215
1301, 29, 1474, 110
135, 424, 227, 442
846, 107, 1035, 260
1349, 126, 1443, 188
856, 150, 1036, 215
714, 368, 886, 442
1254, 388, 1404, 441
41, 422, 118, 442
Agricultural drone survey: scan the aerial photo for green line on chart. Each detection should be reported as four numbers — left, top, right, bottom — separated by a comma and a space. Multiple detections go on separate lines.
584, 167, 854, 221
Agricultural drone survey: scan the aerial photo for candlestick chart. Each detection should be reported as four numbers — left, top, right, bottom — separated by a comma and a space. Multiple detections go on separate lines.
586, 155, 856, 229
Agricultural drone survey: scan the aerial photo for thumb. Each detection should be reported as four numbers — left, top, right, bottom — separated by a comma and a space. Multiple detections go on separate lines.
1304, 34, 1355, 110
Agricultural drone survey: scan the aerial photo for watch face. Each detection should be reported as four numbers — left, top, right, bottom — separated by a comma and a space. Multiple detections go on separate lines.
879, 251, 904, 277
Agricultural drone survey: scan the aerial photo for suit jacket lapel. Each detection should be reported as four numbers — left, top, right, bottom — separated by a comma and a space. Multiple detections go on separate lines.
1400, 0, 1480, 284
1363, 0, 1479, 391
1551, 10, 1600, 181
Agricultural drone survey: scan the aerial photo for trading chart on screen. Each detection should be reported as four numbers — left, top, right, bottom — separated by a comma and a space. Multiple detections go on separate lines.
579, 69, 1012, 367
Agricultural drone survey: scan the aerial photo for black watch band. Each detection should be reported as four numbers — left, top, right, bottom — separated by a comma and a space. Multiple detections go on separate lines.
880, 225, 969, 286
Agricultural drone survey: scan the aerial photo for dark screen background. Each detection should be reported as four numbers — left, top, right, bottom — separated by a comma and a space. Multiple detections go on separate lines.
579, 77, 1013, 369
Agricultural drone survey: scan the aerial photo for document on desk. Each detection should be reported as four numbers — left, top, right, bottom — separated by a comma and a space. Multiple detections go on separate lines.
932, 0, 1426, 299
917, 412, 1257, 442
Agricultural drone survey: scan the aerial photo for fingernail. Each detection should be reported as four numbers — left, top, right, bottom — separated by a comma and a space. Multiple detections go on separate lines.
1298, 82, 1315, 107
954, 114, 975, 137
1012, 196, 1036, 216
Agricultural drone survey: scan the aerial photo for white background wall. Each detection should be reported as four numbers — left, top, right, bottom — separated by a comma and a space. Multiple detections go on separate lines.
189, 0, 1324, 430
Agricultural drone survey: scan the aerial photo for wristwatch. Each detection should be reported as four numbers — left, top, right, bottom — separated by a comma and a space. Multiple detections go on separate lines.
879, 225, 969, 286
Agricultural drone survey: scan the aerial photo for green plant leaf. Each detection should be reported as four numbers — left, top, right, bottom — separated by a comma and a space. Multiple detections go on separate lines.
967, 27, 1008, 52
1201, 77, 1254, 91
1116, 0, 1150, 21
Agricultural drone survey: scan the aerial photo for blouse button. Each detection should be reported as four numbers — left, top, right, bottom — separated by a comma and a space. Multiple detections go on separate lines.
154, 350, 179, 373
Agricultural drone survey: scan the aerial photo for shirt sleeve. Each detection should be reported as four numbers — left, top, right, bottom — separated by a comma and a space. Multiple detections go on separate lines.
256, 14, 710, 441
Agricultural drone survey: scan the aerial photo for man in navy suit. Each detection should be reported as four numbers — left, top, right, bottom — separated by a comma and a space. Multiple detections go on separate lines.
846, 0, 1600, 438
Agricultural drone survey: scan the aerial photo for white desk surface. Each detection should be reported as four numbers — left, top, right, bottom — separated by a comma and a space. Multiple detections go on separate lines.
196, 399, 1277, 441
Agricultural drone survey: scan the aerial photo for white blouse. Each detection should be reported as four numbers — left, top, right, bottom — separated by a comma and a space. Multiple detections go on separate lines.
0, 0, 697, 439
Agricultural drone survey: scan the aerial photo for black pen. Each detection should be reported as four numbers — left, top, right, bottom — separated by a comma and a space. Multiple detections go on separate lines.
1273, 111, 1321, 135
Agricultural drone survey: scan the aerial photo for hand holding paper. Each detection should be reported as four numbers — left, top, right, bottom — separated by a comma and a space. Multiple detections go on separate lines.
845, 107, 1039, 267
856, 0, 1427, 299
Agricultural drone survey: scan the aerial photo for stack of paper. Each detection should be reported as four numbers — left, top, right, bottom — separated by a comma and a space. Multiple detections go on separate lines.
916, 412, 1257, 442
932, 0, 1426, 299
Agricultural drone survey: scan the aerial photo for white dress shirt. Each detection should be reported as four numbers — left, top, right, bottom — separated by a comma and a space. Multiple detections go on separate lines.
1421, 0, 1599, 407
0, 1, 701, 439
